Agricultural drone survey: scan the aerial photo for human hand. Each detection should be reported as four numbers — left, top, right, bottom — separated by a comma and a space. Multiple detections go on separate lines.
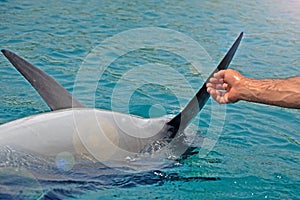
206, 69, 244, 104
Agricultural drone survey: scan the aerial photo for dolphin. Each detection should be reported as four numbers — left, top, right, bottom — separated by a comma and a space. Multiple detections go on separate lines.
0, 33, 243, 168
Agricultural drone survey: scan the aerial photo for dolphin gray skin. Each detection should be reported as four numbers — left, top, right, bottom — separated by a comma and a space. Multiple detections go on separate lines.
167, 32, 243, 136
0, 49, 84, 110
0, 33, 243, 167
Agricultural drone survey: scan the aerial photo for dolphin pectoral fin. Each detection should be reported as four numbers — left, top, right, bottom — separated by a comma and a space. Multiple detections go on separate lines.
1, 49, 85, 111
167, 32, 243, 135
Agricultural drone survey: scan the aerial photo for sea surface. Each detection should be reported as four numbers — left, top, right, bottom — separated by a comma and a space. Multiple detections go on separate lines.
0, 0, 299, 199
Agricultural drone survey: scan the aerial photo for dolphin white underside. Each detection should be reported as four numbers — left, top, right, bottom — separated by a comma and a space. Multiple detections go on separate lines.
0, 108, 173, 163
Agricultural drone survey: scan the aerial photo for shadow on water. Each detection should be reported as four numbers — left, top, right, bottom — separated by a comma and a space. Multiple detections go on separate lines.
0, 146, 220, 199
40, 167, 220, 199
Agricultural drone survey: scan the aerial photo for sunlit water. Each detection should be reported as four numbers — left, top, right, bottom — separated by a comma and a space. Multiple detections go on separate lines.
0, 0, 299, 199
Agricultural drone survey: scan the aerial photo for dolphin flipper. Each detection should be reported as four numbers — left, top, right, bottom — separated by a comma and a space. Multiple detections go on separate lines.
167, 32, 243, 134
1, 32, 243, 141
1, 49, 85, 111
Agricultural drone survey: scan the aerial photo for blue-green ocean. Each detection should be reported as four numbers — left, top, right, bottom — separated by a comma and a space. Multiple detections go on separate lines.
0, 0, 299, 199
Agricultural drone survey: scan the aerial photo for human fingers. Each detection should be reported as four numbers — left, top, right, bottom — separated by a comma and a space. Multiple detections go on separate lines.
215, 92, 228, 104
208, 76, 222, 84
213, 70, 226, 80
209, 88, 228, 104
206, 82, 227, 90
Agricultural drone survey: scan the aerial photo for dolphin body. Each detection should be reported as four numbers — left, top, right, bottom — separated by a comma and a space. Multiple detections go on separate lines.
0, 33, 243, 168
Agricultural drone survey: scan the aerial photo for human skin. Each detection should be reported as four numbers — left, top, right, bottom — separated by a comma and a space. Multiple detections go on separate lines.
206, 69, 300, 109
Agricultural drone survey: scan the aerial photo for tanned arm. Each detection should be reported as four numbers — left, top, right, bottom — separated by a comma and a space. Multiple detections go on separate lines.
206, 69, 300, 109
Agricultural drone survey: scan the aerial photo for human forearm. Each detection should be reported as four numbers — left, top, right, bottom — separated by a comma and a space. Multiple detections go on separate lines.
237, 77, 300, 108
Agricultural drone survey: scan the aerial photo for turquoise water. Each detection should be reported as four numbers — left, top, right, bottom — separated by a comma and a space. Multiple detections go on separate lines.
0, 0, 300, 199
